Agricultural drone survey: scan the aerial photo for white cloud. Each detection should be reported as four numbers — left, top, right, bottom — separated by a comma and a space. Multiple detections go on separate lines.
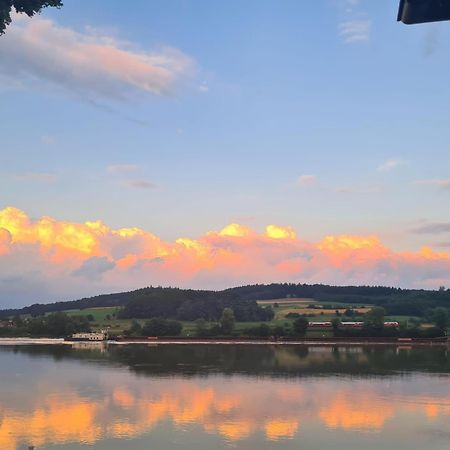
297, 175, 317, 187
339, 19, 371, 43
0, 13, 194, 101
377, 158, 405, 172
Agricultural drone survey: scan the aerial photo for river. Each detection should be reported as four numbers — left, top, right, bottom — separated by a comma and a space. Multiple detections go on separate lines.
0, 343, 449, 449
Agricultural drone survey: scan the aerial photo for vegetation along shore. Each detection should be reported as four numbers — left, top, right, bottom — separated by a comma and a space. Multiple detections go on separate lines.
0, 283, 449, 340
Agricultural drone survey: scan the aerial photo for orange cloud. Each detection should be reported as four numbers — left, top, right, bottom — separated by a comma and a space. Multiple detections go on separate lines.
1, 206, 450, 305
265, 225, 296, 240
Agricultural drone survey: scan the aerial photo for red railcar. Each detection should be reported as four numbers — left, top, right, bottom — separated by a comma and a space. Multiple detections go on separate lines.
307, 321, 400, 329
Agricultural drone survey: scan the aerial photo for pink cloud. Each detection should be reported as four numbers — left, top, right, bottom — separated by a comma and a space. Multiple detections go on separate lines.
1, 206, 450, 306
0, 13, 194, 100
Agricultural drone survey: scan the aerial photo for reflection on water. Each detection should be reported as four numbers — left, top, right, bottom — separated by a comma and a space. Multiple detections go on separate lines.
0, 344, 449, 449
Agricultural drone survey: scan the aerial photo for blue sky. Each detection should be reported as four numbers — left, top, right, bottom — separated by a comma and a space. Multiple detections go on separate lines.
2, 0, 450, 244
1, 1, 450, 305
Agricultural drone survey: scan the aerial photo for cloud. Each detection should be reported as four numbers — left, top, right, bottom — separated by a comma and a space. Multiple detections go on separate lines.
0, 13, 194, 101
13, 172, 57, 182
434, 242, 450, 248
123, 180, 157, 189
72, 257, 115, 281
416, 179, 450, 190
339, 19, 371, 43
413, 223, 450, 234
199, 82, 209, 93
377, 158, 405, 172
1, 207, 450, 306
0, 228, 12, 255
107, 164, 141, 174
297, 175, 316, 187
265, 225, 296, 240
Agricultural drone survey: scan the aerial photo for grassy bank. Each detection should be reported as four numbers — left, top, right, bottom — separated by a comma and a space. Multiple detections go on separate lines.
47, 300, 432, 338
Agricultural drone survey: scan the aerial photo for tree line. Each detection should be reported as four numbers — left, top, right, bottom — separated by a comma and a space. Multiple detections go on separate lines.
1, 283, 449, 320
0, 312, 91, 338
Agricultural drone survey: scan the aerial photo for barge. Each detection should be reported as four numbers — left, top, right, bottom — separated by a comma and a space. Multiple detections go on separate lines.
65, 330, 108, 342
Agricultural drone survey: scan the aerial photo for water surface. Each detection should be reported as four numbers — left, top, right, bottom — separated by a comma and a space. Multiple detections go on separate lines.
0, 344, 449, 449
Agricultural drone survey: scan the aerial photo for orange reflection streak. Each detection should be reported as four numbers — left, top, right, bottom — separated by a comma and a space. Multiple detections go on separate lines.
0, 397, 102, 449
319, 393, 395, 430
113, 387, 135, 408
212, 421, 253, 440
265, 419, 299, 440
425, 404, 439, 419
0, 381, 450, 449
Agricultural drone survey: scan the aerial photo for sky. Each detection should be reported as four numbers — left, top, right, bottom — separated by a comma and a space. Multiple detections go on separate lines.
1, 0, 450, 307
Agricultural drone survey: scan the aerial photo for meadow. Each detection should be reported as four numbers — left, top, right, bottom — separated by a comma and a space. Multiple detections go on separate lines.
59, 299, 424, 337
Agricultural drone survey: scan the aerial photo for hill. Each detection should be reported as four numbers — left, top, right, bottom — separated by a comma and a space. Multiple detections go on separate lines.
1, 283, 449, 320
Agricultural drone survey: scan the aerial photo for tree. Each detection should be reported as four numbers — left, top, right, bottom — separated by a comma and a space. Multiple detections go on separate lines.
431, 307, 449, 332
331, 317, 341, 334
12, 315, 23, 327
220, 308, 235, 335
24, 312, 90, 337
293, 317, 309, 336
0, 1, 63, 35
142, 318, 182, 337
272, 325, 285, 337
124, 320, 142, 336
344, 308, 354, 317
364, 307, 386, 330
263, 306, 275, 321
245, 323, 271, 337
195, 318, 208, 336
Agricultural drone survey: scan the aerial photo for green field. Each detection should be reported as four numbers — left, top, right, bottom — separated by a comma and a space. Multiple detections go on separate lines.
52, 299, 431, 337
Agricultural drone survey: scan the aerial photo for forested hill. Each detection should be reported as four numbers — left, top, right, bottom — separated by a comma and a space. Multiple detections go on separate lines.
1, 283, 450, 319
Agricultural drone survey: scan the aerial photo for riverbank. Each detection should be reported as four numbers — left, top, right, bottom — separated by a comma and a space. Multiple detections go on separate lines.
0, 336, 447, 346
0, 337, 66, 345
110, 336, 449, 346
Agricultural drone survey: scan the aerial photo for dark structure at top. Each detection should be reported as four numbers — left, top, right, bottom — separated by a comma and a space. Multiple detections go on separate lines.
398, 0, 450, 24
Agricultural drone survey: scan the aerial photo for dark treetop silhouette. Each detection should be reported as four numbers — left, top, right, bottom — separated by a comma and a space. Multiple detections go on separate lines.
0, 0, 62, 34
